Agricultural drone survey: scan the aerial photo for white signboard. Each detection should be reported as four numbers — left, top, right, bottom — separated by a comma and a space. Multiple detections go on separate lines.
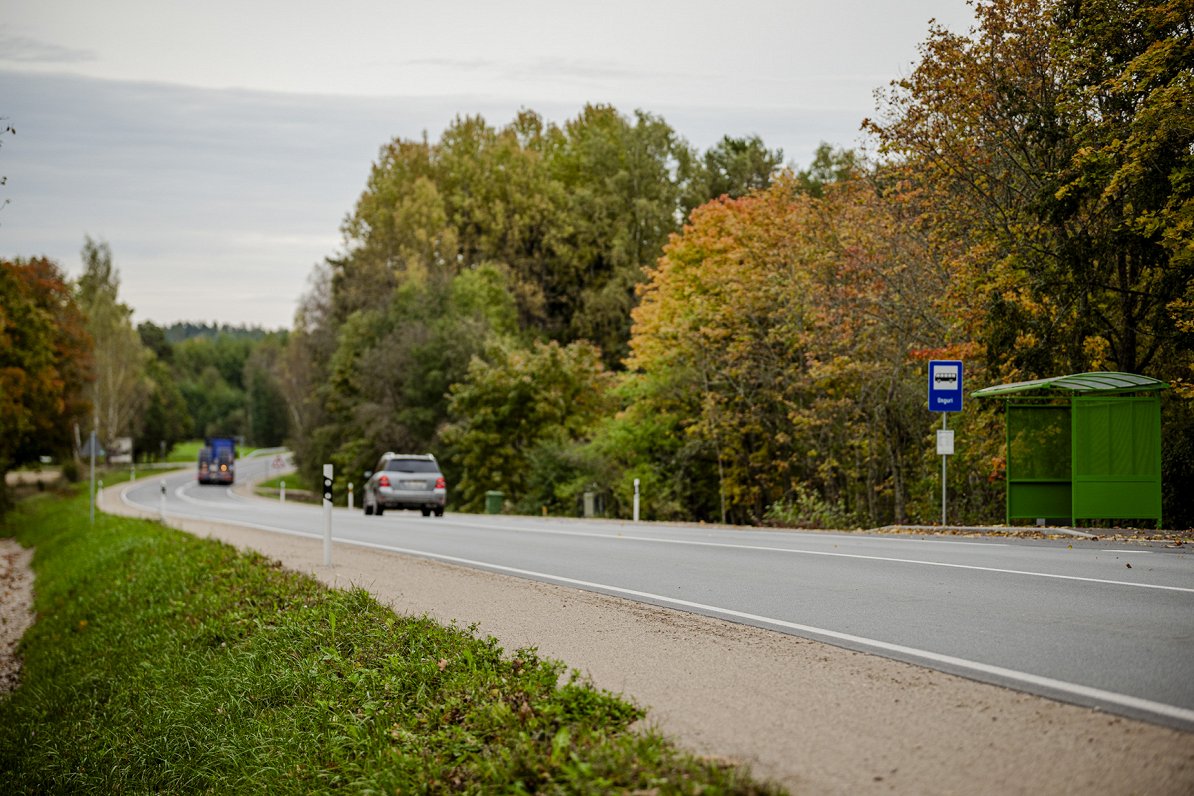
937, 429, 955, 456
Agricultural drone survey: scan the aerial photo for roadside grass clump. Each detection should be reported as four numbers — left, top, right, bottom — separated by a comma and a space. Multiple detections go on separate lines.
0, 490, 782, 794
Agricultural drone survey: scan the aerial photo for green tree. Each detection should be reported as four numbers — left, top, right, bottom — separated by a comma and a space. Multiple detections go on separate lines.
441, 340, 615, 512
0, 257, 92, 509
137, 321, 173, 363
792, 143, 859, 198
135, 356, 190, 461
681, 134, 784, 213
172, 333, 255, 437
544, 105, 690, 365
244, 334, 290, 447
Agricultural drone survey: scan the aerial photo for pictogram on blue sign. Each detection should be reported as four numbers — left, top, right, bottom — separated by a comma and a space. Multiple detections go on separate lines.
928, 360, 964, 413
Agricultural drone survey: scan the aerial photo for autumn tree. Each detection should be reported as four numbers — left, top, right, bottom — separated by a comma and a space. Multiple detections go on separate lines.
864, 0, 1194, 525
0, 257, 92, 509
623, 172, 988, 526
865, 0, 1193, 381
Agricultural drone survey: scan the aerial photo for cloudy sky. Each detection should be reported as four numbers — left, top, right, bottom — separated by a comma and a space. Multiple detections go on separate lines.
0, 0, 975, 329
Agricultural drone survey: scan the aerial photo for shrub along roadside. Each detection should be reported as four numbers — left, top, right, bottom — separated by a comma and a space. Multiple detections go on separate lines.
0, 490, 781, 794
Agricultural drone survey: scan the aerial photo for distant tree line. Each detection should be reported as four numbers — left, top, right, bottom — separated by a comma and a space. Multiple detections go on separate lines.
1, 240, 290, 512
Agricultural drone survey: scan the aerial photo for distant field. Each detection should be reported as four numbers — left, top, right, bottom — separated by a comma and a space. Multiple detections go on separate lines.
166, 439, 204, 462
167, 440, 260, 463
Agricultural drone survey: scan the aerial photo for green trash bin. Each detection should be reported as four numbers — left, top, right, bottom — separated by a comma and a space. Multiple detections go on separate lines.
485, 490, 503, 514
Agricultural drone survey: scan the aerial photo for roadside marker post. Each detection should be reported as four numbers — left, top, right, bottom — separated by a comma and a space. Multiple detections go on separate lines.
159, 479, 166, 522
633, 478, 640, 522
280, 480, 285, 503
322, 464, 333, 566
928, 360, 964, 526
348, 482, 354, 511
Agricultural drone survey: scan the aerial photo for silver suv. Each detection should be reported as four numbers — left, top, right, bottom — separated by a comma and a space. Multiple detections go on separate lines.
363, 453, 446, 517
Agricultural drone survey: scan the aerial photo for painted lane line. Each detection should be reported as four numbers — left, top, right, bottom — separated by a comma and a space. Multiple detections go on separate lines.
424, 519, 1194, 595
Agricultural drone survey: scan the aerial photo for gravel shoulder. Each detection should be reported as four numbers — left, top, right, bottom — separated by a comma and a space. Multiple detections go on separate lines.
87, 479, 1194, 794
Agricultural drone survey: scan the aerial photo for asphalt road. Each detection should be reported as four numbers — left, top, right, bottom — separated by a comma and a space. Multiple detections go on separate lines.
120, 453, 1194, 732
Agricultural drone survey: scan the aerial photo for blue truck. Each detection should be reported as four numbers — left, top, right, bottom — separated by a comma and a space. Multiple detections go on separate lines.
198, 436, 237, 485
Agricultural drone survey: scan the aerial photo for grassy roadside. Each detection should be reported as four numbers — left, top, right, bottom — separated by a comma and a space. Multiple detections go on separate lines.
0, 489, 781, 794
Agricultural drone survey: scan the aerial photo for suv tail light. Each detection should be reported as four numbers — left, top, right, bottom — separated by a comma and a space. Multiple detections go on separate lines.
378, 474, 391, 487
435, 476, 446, 489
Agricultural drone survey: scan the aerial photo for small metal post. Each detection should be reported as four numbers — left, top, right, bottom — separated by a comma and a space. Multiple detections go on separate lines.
280, 479, 285, 503
941, 413, 948, 527
159, 479, 166, 522
89, 429, 96, 525
322, 464, 333, 566
348, 482, 354, 511
633, 478, 640, 522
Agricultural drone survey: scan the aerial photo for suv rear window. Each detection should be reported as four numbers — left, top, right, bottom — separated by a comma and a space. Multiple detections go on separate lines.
385, 459, 439, 473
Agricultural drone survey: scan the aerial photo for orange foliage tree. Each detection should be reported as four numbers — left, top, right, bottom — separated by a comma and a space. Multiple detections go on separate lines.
625, 175, 996, 525
0, 257, 93, 509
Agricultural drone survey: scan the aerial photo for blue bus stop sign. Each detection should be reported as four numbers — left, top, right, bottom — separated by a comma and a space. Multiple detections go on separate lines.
928, 360, 964, 413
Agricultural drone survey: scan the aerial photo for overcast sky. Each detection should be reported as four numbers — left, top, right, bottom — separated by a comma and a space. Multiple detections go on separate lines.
0, 0, 976, 329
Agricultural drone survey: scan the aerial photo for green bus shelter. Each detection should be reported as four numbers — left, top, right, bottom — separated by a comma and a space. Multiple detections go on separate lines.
972, 372, 1167, 527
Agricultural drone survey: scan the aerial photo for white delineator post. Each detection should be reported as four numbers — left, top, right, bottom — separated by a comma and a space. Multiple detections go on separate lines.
280, 479, 285, 503
322, 464, 333, 566
348, 482, 354, 511
633, 478, 640, 522
160, 479, 167, 522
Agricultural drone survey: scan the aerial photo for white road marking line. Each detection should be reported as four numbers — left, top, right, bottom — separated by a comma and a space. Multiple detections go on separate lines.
429, 519, 1194, 594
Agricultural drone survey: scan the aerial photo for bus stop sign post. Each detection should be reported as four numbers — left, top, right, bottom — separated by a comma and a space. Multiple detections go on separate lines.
929, 360, 963, 526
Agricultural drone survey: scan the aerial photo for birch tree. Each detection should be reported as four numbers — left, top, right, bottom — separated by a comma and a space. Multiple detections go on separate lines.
76, 237, 151, 450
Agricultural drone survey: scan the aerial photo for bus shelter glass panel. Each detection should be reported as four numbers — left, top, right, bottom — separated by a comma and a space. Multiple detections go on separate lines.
1072, 396, 1161, 521
1006, 403, 1071, 520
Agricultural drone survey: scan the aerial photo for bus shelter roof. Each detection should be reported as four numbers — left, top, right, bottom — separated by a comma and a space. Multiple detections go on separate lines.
971, 371, 1168, 398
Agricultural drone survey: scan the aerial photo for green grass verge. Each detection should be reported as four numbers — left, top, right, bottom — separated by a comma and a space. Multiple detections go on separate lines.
0, 490, 781, 794
165, 439, 205, 463
166, 440, 261, 463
